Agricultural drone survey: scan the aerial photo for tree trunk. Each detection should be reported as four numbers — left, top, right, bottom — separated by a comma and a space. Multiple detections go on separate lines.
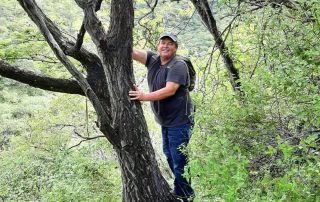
80, 0, 177, 199
113, 127, 174, 201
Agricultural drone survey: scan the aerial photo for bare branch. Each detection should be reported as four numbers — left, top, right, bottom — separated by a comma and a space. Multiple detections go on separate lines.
0, 60, 84, 95
15, 0, 112, 118
69, 23, 86, 54
17, 0, 104, 75
5, 55, 59, 64
74, 130, 105, 140
137, 0, 158, 48
242, 0, 298, 10
190, 0, 243, 95
68, 139, 87, 150
68, 130, 105, 150
75, 0, 134, 55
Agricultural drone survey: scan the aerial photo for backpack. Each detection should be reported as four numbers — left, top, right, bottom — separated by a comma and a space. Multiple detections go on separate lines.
151, 54, 196, 91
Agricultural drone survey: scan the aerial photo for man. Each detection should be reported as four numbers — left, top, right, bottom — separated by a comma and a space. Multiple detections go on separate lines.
129, 32, 195, 201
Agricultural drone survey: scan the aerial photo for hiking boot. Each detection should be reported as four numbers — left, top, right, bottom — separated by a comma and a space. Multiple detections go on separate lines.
187, 193, 195, 202
170, 190, 195, 202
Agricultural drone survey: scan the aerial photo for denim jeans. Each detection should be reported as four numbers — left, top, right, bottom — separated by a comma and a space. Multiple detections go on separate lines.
162, 123, 194, 199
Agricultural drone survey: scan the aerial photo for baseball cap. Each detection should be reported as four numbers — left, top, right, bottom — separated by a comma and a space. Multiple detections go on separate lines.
159, 32, 178, 42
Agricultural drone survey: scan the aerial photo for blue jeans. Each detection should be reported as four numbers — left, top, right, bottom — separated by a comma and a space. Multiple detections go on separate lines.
162, 123, 194, 199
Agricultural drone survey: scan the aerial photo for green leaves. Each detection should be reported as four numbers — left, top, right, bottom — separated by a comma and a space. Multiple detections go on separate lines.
0, 88, 121, 201
0, 146, 121, 201
189, 133, 249, 201
187, 1, 320, 200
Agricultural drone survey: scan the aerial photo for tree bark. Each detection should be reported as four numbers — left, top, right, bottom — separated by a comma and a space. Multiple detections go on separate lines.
12, 0, 177, 201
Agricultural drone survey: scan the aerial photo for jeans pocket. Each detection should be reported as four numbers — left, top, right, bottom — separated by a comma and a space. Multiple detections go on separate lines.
179, 129, 191, 148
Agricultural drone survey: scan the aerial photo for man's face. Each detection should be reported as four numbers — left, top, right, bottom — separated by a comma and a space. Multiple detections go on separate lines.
157, 38, 177, 59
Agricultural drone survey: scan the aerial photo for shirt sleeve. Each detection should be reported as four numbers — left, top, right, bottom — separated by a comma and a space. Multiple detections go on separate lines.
146, 51, 157, 68
166, 60, 188, 86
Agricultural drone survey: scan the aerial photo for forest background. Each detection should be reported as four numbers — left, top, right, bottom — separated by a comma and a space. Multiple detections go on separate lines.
0, 0, 319, 201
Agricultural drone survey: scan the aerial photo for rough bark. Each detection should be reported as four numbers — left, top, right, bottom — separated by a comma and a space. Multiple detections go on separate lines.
11, 0, 177, 201
190, 0, 242, 93
74, 0, 176, 201
0, 60, 83, 95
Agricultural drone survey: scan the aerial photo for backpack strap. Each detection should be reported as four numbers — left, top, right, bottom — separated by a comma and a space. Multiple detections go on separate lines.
149, 54, 191, 90
166, 56, 191, 115
166, 56, 191, 90
149, 53, 160, 68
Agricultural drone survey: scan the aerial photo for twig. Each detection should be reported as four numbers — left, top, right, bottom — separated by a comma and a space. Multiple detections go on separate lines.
73, 130, 105, 140
68, 130, 105, 150
250, 7, 267, 79
6, 56, 58, 64
137, 0, 158, 48
177, 10, 196, 35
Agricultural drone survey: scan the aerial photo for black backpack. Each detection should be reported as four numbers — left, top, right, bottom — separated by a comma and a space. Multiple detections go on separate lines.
151, 54, 196, 91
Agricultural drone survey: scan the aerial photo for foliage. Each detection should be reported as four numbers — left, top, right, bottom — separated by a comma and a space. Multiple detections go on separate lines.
0, 89, 121, 201
253, 136, 320, 201
0, 142, 121, 201
189, 132, 249, 201
187, 1, 320, 201
0, 78, 47, 151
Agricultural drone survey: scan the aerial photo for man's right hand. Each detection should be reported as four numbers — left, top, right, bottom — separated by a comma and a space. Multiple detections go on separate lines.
129, 85, 145, 101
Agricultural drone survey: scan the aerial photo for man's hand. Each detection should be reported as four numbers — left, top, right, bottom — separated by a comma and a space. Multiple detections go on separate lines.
129, 85, 145, 101
129, 82, 179, 102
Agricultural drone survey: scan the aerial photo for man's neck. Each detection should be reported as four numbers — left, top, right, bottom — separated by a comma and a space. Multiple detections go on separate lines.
160, 55, 175, 65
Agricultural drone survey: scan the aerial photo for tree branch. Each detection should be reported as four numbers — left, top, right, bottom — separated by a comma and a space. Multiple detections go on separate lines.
137, 0, 158, 48
68, 130, 105, 150
22, 0, 103, 72
190, 0, 243, 95
242, 0, 298, 10
17, 0, 117, 145
75, 0, 134, 56
69, 0, 104, 54
6, 55, 59, 64
74, 130, 105, 140
17, 0, 109, 100
0, 60, 84, 95
16, 0, 113, 133
68, 139, 87, 150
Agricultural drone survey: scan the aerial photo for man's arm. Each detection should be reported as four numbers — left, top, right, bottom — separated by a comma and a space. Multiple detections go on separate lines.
132, 48, 147, 65
129, 81, 179, 101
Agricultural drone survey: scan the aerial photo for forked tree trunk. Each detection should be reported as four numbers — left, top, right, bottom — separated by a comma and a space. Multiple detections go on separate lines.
78, 1, 177, 200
